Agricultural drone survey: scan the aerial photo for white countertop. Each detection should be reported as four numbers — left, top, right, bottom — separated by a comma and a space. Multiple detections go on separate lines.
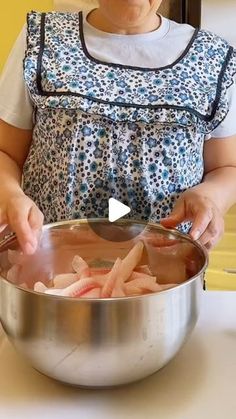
1, 291, 236, 419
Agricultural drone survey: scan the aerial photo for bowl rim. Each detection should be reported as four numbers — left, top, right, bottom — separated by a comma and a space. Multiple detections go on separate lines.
0, 218, 209, 301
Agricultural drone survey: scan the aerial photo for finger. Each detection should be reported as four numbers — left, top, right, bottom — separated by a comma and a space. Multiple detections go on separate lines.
160, 200, 186, 228
202, 218, 224, 249
8, 207, 36, 255
206, 233, 223, 250
0, 207, 11, 236
189, 208, 213, 241
0, 224, 8, 234
205, 237, 220, 251
0, 208, 8, 232
198, 220, 219, 245
28, 206, 44, 246
28, 205, 44, 231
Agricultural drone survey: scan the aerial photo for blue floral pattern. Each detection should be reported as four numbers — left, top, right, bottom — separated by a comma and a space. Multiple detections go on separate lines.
23, 12, 236, 230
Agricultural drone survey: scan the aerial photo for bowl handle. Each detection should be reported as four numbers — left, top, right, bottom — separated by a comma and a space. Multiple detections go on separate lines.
0, 232, 16, 253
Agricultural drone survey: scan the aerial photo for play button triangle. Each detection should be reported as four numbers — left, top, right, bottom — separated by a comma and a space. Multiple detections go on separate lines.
108, 198, 131, 222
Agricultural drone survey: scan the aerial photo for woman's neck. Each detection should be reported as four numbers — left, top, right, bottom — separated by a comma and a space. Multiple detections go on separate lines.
86, 8, 161, 35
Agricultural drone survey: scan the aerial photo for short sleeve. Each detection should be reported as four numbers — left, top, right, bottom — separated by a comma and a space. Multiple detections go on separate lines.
204, 45, 236, 138
0, 25, 34, 130
206, 79, 236, 140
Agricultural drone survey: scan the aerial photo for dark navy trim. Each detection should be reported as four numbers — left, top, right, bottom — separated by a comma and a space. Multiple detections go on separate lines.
35, 12, 234, 124
23, 13, 31, 81
78, 11, 200, 71
207, 46, 235, 129
36, 13, 46, 95
212, 46, 234, 116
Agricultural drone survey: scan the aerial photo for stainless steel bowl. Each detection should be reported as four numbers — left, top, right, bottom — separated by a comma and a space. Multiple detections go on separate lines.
0, 219, 208, 388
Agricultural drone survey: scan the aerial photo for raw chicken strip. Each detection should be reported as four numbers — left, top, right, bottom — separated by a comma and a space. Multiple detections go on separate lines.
119, 241, 144, 283
60, 277, 99, 298
127, 278, 162, 292
13, 240, 181, 298
72, 255, 90, 278
124, 284, 143, 296
128, 272, 157, 282
111, 286, 126, 298
82, 288, 101, 298
53, 273, 79, 288
101, 258, 122, 298
34, 282, 48, 293
45, 288, 63, 296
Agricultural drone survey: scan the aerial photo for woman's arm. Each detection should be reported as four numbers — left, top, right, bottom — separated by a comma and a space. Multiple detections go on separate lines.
161, 135, 236, 249
0, 119, 44, 253
201, 135, 236, 213
0, 119, 32, 190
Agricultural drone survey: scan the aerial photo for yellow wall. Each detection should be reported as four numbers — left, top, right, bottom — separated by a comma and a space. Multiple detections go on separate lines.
0, 0, 53, 72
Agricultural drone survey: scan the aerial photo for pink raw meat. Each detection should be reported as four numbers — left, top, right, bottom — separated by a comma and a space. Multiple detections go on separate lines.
34, 282, 48, 293
45, 288, 63, 296
72, 255, 90, 278
101, 258, 122, 298
60, 277, 98, 298
111, 286, 126, 298
119, 241, 144, 283
81, 288, 101, 298
109, 243, 144, 297
11, 240, 182, 298
53, 273, 79, 288
127, 278, 162, 292
124, 284, 144, 296
128, 271, 157, 282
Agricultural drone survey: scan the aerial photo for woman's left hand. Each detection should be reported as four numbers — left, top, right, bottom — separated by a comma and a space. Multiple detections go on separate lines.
160, 186, 225, 250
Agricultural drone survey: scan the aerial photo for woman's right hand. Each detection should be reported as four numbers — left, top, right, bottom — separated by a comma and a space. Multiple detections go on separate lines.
0, 120, 42, 254
0, 191, 44, 255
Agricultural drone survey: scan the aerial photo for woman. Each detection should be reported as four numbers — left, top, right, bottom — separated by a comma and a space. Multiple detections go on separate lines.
0, 0, 235, 253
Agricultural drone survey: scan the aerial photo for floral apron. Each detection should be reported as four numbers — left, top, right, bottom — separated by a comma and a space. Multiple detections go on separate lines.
23, 11, 236, 229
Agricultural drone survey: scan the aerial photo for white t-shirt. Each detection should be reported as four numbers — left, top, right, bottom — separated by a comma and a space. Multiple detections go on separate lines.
0, 12, 236, 138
